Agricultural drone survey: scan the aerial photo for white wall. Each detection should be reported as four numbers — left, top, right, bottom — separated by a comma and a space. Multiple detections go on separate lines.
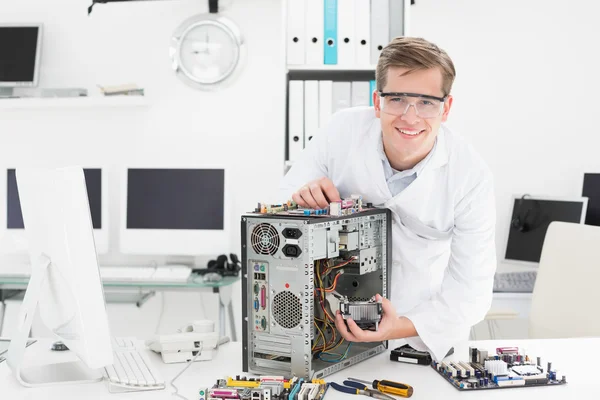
409, 0, 600, 272
0, 0, 286, 339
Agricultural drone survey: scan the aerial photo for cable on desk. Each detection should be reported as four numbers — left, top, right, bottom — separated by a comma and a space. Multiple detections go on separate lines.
169, 336, 231, 400
170, 342, 203, 400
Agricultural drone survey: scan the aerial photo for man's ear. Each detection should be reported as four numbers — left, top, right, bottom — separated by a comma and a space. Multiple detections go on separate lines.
441, 95, 453, 122
374, 90, 381, 118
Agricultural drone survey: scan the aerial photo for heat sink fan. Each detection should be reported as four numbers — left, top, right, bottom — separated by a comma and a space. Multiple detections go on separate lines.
251, 223, 280, 255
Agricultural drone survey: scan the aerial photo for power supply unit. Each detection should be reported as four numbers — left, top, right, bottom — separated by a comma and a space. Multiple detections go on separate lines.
241, 201, 391, 380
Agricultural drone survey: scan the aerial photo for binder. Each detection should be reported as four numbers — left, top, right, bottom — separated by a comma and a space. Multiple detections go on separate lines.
305, 0, 325, 65
370, 0, 390, 65
324, 0, 338, 65
389, 0, 405, 40
304, 80, 320, 146
319, 80, 333, 128
286, 0, 306, 65
337, 0, 355, 67
354, 0, 370, 65
332, 81, 352, 113
369, 80, 376, 106
288, 80, 304, 162
351, 81, 371, 107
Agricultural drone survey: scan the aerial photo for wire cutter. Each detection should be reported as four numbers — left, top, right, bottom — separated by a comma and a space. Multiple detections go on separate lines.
330, 380, 396, 400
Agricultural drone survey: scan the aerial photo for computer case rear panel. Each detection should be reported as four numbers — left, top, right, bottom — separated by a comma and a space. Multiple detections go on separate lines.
241, 206, 391, 380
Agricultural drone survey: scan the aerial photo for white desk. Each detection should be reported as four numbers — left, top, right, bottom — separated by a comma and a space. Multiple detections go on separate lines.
2, 337, 598, 399
0, 274, 239, 341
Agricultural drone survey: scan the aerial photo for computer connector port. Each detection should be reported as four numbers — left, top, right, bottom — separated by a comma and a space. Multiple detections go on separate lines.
282, 244, 302, 258
282, 227, 302, 239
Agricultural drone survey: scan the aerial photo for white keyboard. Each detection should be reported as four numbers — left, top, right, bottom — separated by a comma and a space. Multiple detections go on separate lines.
99, 265, 192, 282
103, 337, 165, 392
493, 271, 538, 293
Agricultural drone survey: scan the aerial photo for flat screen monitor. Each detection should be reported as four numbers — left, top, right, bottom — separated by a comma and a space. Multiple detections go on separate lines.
582, 173, 600, 226
0, 24, 42, 96
0, 167, 109, 254
7, 166, 112, 387
503, 195, 588, 266
119, 168, 229, 256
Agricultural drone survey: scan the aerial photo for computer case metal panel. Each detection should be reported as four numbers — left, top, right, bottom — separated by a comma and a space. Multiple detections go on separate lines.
241, 208, 391, 379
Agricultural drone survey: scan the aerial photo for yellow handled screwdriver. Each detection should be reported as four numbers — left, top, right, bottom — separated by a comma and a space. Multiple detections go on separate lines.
348, 378, 413, 398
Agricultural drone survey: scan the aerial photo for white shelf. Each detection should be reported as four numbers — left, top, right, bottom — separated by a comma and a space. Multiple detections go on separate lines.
287, 65, 376, 71
0, 96, 149, 110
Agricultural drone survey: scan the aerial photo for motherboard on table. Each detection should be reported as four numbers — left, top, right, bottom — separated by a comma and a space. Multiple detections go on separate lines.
241, 196, 390, 380
431, 346, 567, 390
253, 195, 374, 217
200, 376, 329, 400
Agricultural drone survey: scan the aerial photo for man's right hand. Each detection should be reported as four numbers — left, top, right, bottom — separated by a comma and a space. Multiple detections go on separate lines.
292, 177, 341, 209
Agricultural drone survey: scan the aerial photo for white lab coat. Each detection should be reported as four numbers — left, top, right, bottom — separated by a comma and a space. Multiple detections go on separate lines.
278, 107, 497, 361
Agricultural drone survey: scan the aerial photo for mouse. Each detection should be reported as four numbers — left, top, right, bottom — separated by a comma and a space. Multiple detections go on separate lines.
203, 272, 223, 283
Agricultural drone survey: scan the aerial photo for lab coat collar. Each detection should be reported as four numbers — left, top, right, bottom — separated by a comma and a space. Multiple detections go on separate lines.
363, 119, 450, 205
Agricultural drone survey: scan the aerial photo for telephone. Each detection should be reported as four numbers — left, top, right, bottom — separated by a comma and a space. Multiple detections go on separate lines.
145, 320, 230, 364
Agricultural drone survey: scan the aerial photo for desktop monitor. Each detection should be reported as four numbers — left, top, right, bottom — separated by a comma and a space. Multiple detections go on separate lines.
503, 195, 588, 266
0, 167, 109, 255
7, 166, 113, 387
119, 167, 230, 256
0, 23, 43, 97
582, 173, 600, 226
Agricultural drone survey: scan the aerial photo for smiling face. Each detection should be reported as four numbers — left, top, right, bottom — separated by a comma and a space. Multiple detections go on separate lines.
374, 66, 453, 171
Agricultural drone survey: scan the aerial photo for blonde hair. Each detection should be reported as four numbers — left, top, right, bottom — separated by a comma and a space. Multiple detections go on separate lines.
376, 37, 456, 96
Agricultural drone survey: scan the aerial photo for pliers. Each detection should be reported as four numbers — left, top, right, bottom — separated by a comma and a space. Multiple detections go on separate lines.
330, 380, 395, 400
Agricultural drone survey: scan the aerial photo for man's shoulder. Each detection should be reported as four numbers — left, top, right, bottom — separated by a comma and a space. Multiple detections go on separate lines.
442, 126, 493, 181
326, 106, 378, 140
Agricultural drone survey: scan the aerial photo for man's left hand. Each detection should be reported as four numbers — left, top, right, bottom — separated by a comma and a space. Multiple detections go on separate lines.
334, 294, 401, 342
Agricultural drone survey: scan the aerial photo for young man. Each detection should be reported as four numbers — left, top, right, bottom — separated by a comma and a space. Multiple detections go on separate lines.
278, 37, 496, 361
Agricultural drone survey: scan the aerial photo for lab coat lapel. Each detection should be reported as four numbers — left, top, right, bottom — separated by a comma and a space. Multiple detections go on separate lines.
384, 127, 449, 214
361, 120, 392, 204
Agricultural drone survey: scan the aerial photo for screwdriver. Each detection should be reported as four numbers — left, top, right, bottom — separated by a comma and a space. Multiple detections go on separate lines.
347, 378, 413, 398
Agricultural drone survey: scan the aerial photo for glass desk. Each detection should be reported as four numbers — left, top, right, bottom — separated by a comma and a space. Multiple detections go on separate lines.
0, 274, 238, 341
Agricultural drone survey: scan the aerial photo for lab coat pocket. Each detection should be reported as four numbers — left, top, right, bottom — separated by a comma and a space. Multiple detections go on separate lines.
399, 213, 452, 241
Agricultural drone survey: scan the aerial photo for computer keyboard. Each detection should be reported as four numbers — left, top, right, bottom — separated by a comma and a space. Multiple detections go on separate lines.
493, 271, 538, 293
103, 337, 165, 392
99, 265, 192, 282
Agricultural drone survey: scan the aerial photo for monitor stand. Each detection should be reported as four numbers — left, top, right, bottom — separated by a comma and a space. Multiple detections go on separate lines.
6, 254, 103, 387
0, 87, 16, 98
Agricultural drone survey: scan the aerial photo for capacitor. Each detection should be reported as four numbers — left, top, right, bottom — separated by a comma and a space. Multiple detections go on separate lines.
484, 378, 489, 386
475, 371, 481, 379
479, 379, 484, 387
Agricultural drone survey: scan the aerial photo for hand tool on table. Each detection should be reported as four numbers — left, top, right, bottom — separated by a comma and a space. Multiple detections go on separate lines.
329, 380, 396, 400
347, 377, 413, 398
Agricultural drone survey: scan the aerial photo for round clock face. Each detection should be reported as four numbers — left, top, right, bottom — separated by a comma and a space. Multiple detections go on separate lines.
171, 15, 244, 89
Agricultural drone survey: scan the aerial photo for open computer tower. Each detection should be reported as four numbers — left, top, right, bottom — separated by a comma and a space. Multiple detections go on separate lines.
241, 206, 391, 380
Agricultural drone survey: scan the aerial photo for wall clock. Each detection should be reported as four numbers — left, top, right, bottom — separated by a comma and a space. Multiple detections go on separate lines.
170, 13, 245, 90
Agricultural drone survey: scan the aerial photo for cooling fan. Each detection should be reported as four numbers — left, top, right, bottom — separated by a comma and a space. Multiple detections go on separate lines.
250, 223, 280, 255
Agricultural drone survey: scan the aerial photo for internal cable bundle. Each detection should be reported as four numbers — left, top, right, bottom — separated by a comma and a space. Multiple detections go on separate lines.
312, 257, 356, 363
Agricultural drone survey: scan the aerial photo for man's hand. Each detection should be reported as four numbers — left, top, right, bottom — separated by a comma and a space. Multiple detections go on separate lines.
292, 177, 341, 209
334, 294, 416, 342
